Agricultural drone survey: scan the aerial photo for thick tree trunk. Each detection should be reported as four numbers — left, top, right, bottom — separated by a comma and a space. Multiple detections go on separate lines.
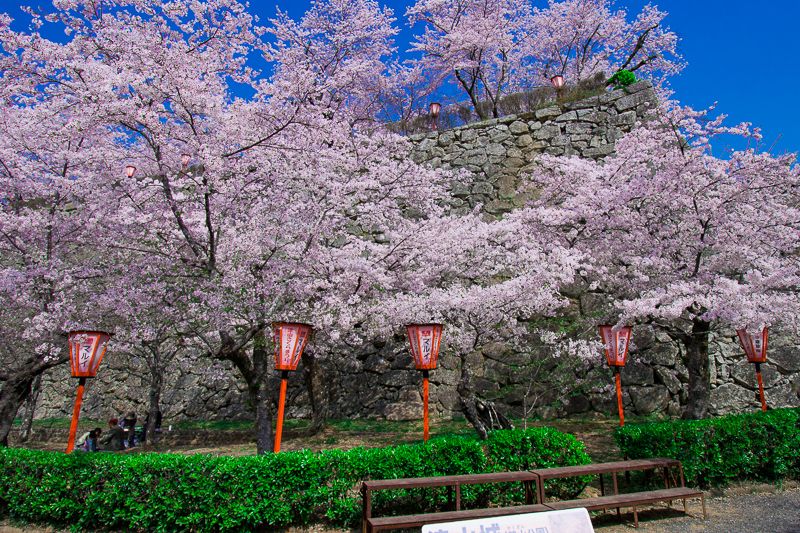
301, 350, 328, 436
682, 319, 711, 420
145, 366, 163, 445
251, 333, 274, 454
457, 354, 513, 440
253, 384, 274, 454
0, 374, 35, 447
19, 374, 42, 443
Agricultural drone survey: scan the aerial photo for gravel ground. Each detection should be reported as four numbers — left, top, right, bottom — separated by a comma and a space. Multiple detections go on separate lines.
594, 482, 800, 533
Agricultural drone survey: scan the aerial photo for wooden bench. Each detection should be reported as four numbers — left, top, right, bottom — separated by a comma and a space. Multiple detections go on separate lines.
531, 457, 682, 504
546, 487, 706, 527
532, 458, 704, 528
361, 471, 541, 533
361, 459, 705, 531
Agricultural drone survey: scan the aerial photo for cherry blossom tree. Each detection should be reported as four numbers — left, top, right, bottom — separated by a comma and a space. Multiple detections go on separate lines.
0, 0, 586, 450
407, 0, 530, 120
406, 0, 682, 120
524, 104, 800, 419
523, 0, 683, 86
0, 102, 112, 445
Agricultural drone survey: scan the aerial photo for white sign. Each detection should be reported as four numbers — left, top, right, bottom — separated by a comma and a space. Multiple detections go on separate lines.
422, 508, 594, 533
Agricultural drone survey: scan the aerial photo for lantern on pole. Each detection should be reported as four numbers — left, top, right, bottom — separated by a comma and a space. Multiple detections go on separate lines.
598, 325, 632, 427
406, 323, 443, 442
272, 322, 312, 452
736, 327, 769, 412
180, 153, 191, 168
429, 102, 442, 131
125, 165, 136, 178
65, 331, 111, 453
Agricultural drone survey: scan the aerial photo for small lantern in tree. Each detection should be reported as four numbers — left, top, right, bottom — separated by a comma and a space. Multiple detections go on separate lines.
736, 327, 769, 412
598, 324, 632, 427
550, 75, 565, 99
429, 102, 442, 131
125, 165, 136, 178
65, 331, 112, 453
181, 153, 191, 168
406, 323, 443, 442
272, 322, 312, 452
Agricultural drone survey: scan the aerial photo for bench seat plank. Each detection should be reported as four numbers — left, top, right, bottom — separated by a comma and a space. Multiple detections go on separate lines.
363, 471, 539, 491
531, 458, 678, 479
368, 504, 550, 531
545, 487, 703, 511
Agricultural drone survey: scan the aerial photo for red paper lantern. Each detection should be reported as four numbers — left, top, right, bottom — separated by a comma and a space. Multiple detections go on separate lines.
737, 327, 769, 412
125, 165, 136, 178
550, 75, 565, 90
65, 330, 111, 453
598, 325, 632, 367
429, 102, 442, 131
406, 323, 443, 370
67, 330, 112, 378
272, 322, 312, 452
273, 322, 313, 371
181, 153, 191, 168
736, 327, 768, 363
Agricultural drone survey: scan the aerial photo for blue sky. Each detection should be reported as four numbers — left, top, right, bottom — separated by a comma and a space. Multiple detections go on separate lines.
2, 0, 798, 155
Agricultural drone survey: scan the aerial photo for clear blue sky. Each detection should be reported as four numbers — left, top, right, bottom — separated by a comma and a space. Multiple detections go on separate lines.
2, 0, 798, 154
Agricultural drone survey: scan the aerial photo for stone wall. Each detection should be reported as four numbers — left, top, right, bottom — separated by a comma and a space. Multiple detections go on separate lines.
409, 80, 657, 216
27, 80, 799, 425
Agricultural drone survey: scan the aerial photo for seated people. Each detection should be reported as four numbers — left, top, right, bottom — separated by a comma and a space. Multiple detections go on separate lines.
98, 418, 126, 451
75, 427, 102, 452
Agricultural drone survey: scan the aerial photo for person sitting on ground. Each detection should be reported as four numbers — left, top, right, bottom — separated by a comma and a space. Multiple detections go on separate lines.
75, 429, 94, 452
98, 418, 126, 451
87, 427, 102, 451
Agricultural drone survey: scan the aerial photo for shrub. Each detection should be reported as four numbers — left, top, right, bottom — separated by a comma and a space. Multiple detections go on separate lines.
608, 69, 636, 89
0, 427, 589, 532
615, 407, 800, 488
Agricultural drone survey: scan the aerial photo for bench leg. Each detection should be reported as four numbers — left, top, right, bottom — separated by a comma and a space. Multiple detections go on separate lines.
702, 495, 707, 519
683, 498, 687, 513
633, 506, 638, 528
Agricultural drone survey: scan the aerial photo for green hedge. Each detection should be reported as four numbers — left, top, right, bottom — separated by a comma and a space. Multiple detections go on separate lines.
0, 427, 590, 532
615, 407, 800, 488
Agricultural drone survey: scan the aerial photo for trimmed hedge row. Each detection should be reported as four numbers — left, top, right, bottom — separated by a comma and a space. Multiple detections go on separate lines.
615, 407, 800, 488
0, 427, 590, 532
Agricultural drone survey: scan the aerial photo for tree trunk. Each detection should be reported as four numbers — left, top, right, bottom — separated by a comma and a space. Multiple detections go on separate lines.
457, 354, 513, 439
0, 374, 35, 447
251, 333, 274, 454
301, 350, 328, 436
145, 366, 163, 445
682, 319, 711, 419
19, 374, 42, 443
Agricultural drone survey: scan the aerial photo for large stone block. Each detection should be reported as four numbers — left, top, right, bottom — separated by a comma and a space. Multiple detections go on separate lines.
630, 385, 670, 414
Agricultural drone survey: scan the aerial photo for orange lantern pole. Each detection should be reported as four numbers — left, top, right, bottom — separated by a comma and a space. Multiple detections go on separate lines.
736, 327, 769, 412
272, 322, 313, 453
599, 325, 632, 427
406, 324, 443, 442
65, 331, 111, 453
